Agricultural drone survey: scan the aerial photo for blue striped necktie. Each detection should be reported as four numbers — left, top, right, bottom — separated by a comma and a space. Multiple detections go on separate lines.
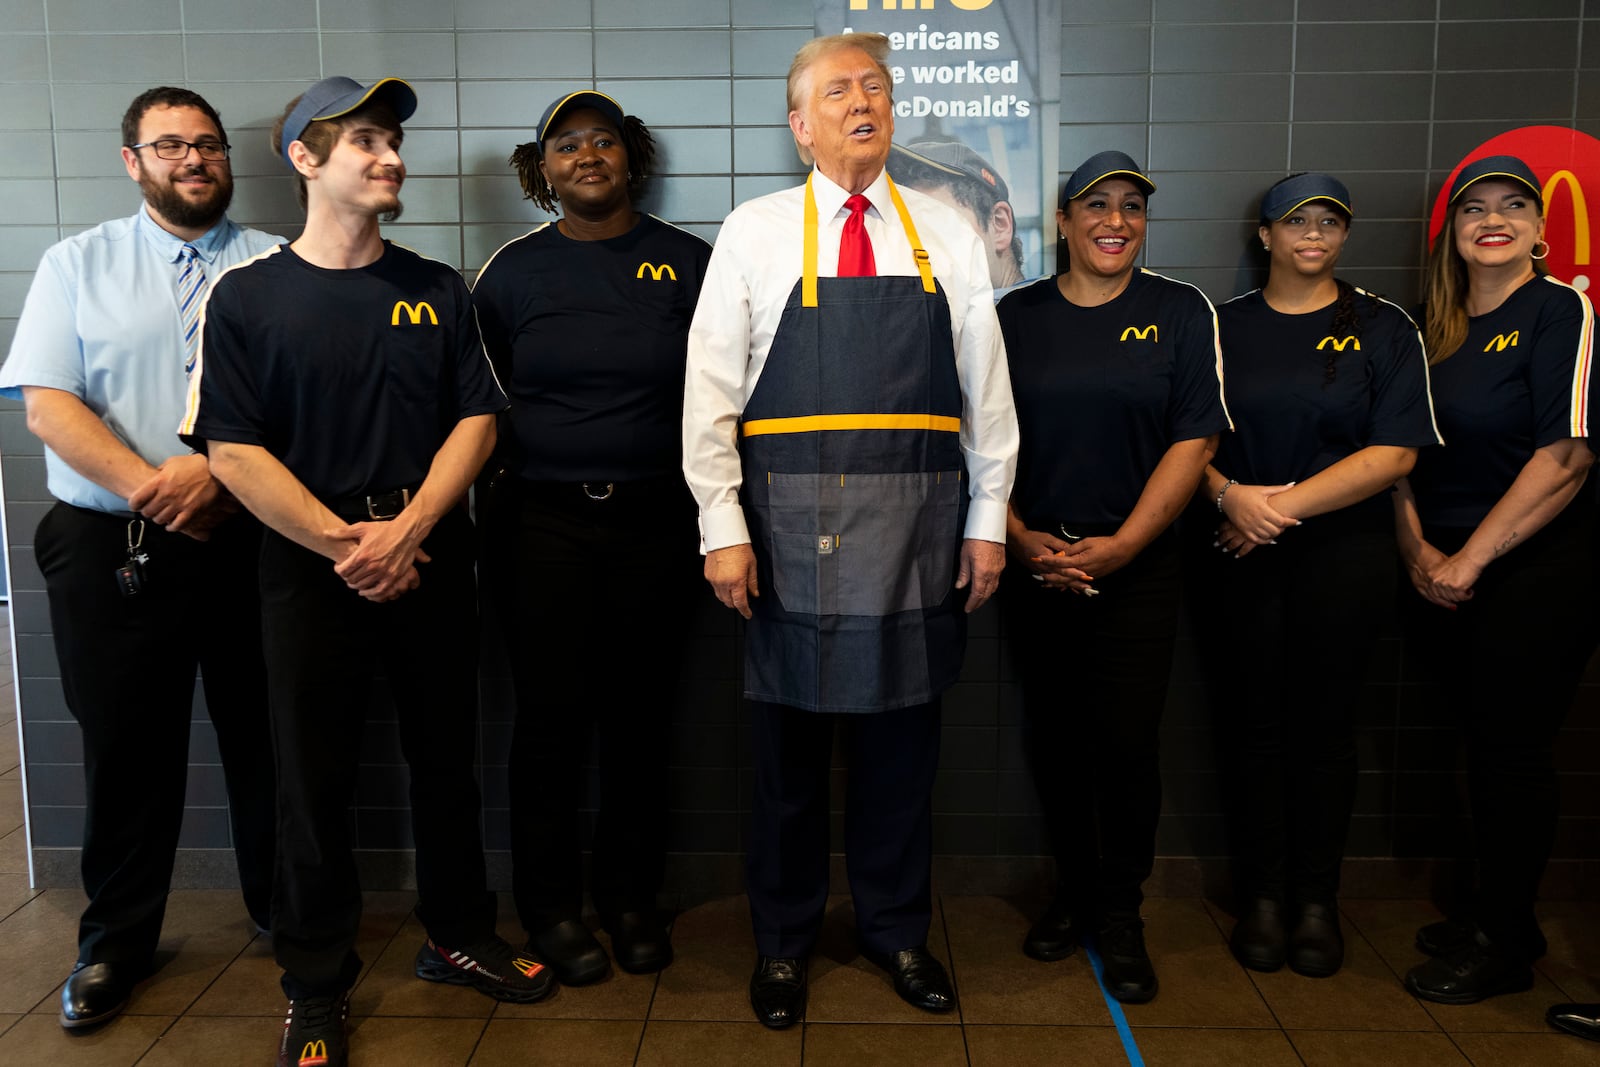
177, 243, 207, 374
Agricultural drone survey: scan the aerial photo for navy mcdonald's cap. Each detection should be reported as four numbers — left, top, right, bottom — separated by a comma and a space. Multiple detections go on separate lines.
1261, 173, 1354, 221
1061, 150, 1155, 207
1447, 154, 1543, 205
280, 76, 417, 168
536, 90, 627, 148
889, 138, 1010, 203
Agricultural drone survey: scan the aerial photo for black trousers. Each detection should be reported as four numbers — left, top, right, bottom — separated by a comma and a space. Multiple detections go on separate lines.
746, 699, 942, 959
480, 474, 700, 933
1403, 500, 1594, 957
1000, 531, 1180, 920
259, 508, 495, 998
1200, 501, 1395, 906
35, 503, 275, 969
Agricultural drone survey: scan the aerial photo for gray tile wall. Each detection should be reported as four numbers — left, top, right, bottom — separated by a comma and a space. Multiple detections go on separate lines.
3, 2, 1597, 889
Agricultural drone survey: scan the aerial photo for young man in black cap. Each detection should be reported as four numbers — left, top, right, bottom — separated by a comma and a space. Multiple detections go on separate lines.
180, 75, 551, 1067
888, 136, 1025, 293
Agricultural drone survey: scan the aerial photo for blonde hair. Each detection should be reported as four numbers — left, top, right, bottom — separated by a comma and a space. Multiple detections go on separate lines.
786, 33, 893, 167
1422, 198, 1547, 365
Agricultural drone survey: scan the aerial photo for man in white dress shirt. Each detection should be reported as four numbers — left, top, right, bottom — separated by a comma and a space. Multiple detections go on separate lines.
682, 32, 1018, 1029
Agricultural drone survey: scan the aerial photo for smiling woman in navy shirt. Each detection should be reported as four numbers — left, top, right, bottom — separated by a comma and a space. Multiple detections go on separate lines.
472, 90, 710, 988
1395, 155, 1594, 1006
998, 151, 1229, 1005
1200, 174, 1440, 980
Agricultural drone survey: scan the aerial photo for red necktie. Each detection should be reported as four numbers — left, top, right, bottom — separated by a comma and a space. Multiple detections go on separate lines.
838, 194, 876, 277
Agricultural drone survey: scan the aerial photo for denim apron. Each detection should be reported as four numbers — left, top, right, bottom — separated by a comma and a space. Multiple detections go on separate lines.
739, 174, 968, 712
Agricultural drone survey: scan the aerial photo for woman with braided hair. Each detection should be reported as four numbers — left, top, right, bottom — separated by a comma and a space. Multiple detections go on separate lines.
471, 91, 711, 986
1199, 173, 1440, 978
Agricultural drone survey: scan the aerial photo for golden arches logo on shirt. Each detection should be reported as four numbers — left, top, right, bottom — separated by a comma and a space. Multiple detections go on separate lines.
1316, 335, 1360, 352
1484, 331, 1520, 352
390, 300, 438, 326
1119, 325, 1158, 342
1429, 127, 1600, 294
636, 262, 678, 282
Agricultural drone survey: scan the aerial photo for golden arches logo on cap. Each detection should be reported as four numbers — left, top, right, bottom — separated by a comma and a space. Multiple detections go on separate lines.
280, 75, 417, 169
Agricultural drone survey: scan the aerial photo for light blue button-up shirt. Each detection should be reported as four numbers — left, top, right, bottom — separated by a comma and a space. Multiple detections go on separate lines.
0, 204, 283, 515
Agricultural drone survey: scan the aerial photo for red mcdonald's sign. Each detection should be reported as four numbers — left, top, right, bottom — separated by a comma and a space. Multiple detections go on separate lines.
1429, 126, 1600, 294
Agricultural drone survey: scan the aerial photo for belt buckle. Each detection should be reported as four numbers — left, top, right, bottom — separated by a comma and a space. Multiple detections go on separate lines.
366, 487, 410, 521
582, 482, 614, 501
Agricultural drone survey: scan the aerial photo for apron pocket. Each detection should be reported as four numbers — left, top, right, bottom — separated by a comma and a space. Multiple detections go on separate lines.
835, 472, 961, 616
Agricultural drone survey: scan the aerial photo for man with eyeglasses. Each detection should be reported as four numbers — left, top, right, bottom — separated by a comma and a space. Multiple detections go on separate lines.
0, 86, 281, 1030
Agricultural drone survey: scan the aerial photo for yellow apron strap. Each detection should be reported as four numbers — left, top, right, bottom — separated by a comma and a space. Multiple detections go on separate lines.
802, 172, 935, 308
803, 173, 819, 308
885, 174, 937, 295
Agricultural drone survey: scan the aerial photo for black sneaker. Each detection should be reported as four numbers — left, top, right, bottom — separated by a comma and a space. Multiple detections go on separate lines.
415, 936, 556, 1003
277, 993, 349, 1067
1097, 917, 1158, 1004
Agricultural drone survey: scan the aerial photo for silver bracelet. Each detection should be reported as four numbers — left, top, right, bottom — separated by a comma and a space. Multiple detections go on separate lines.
1215, 479, 1237, 513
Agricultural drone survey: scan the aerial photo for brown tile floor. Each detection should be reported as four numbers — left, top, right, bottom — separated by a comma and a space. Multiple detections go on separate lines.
0, 610, 1595, 1064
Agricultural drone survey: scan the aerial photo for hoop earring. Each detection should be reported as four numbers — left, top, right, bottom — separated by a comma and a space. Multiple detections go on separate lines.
1532, 239, 1550, 260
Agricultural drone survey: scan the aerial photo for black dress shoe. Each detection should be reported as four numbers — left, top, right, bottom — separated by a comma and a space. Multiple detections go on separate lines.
604, 911, 673, 974
749, 955, 807, 1029
1023, 899, 1082, 962
529, 919, 610, 986
863, 945, 957, 1014
1288, 902, 1343, 978
1405, 932, 1534, 1005
60, 961, 134, 1029
1548, 1002, 1600, 1042
1230, 899, 1287, 973
1416, 917, 1547, 961
1098, 918, 1158, 1004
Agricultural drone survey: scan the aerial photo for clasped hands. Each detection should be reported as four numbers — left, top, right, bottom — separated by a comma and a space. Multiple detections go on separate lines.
1215, 482, 1300, 558
126, 453, 238, 540
1405, 540, 1480, 609
327, 514, 431, 603
1009, 526, 1135, 594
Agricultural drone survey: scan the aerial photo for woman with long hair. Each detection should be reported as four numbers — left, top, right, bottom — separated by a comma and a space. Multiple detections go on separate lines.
1396, 155, 1594, 1004
1201, 173, 1440, 978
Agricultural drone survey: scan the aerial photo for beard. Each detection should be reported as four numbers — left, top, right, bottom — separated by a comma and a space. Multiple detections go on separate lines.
138, 164, 233, 231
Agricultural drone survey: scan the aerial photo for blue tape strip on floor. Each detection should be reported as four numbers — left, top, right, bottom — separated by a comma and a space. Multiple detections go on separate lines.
1084, 941, 1146, 1067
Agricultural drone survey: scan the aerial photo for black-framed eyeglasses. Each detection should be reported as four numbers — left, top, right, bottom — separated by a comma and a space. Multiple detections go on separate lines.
127, 139, 231, 161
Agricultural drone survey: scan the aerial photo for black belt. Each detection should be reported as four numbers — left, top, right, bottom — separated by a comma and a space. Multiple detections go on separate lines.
330, 485, 419, 522
518, 475, 684, 503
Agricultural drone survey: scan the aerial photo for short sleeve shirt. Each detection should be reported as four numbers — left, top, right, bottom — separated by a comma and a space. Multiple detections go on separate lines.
998, 269, 1231, 527
472, 214, 711, 482
1409, 275, 1593, 528
180, 241, 507, 501
1214, 287, 1441, 492
0, 208, 282, 514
